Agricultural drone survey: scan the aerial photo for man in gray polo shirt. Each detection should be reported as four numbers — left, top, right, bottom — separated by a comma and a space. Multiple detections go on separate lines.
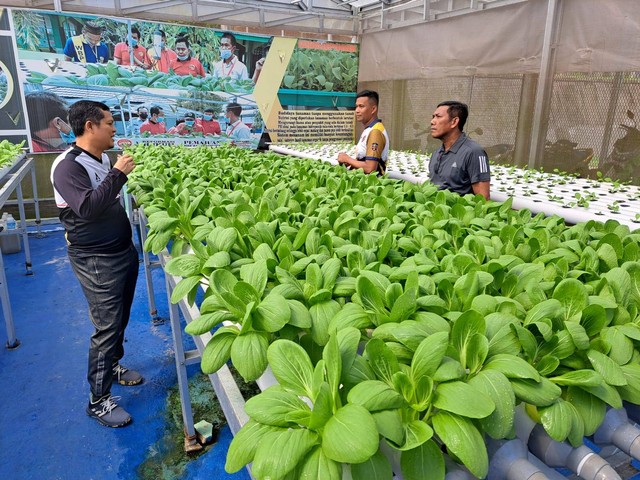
429, 101, 490, 200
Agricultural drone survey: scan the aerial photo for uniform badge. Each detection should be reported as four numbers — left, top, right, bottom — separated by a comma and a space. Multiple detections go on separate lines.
371, 142, 379, 152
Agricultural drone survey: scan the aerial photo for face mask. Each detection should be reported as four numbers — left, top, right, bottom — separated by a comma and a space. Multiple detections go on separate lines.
139, 113, 148, 120
84, 35, 100, 47
59, 130, 76, 144
185, 120, 195, 127
131, 39, 138, 48
177, 54, 189, 61
157, 116, 165, 123
220, 49, 232, 60
203, 115, 213, 121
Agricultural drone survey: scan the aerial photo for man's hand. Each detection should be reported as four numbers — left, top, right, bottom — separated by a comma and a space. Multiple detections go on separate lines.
114, 153, 136, 175
337, 152, 352, 166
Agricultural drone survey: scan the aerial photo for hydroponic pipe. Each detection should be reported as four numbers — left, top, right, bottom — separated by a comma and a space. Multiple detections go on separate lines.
487, 438, 550, 480
269, 145, 338, 166
514, 408, 621, 480
592, 408, 640, 461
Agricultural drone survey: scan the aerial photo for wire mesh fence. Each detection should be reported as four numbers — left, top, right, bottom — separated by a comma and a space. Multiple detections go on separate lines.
362, 71, 640, 183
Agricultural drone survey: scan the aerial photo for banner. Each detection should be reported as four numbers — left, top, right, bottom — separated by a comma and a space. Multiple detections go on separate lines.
7, 9, 360, 153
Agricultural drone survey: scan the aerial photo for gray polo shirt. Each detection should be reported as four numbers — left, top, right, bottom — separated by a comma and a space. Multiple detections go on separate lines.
429, 133, 490, 196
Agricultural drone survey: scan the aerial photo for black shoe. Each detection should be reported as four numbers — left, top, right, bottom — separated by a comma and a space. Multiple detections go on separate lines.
113, 363, 144, 386
86, 394, 131, 428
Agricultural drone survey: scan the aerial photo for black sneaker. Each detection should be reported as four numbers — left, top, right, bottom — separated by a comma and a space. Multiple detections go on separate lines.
86, 394, 131, 428
113, 363, 144, 386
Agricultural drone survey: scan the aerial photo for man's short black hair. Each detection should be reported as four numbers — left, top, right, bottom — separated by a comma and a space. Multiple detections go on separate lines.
437, 100, 469, 132
69, 100, 110, 137
130, 27, 141, 38
159, 29, 167, 39
356, 90, 379, 107
25, 91, 68, 132
226, 102, 242, 117
221, 32, 237, 47
204, 107, 215, 114
175, 36, 190, 48
82, 21, 103, 36
150, 106, 161, 116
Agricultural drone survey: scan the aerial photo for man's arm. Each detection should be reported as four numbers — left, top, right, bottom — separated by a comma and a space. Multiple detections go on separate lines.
53, 156, 131, 220
337, 153, 379, 174
471, 181, 490, 200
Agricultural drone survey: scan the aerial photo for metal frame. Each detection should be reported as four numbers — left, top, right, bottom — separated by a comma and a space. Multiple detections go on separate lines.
0, 154, 42, 349
137, 206, 251, 468
2, 0, 530, 35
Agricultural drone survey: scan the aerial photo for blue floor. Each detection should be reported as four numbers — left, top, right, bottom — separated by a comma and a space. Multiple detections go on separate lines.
0, 228, 250, 480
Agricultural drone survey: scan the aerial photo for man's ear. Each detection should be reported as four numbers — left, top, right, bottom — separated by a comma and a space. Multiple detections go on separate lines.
450, 116, 460, 129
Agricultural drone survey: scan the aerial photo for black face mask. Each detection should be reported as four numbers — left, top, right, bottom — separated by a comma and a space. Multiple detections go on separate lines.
139, 113, 148, 120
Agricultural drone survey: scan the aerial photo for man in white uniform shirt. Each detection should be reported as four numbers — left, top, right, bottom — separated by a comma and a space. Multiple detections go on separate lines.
212, 32, 249, 81
225, 102, 252, 140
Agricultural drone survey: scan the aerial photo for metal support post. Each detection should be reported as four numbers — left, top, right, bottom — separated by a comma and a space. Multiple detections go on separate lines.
0, 252, 19, 349
15, 182, 32, 275
137, 207, 162, 324
164, 272, 202, 453
30, 166, 42, 238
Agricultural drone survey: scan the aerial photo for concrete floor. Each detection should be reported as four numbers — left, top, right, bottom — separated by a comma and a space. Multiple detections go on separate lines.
0, 228, 249, 480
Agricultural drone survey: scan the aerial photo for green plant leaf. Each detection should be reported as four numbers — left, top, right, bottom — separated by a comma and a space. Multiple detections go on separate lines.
510, 377, 562, 406
432, 411, 488, 479
580, 382, 622, 409
539, 399, 573, 442
253, 293, 291, 333
411, 331, 449, 381
602, 326, 634, 365
253, 428, 319, 479
240, 260, 268, 295
268, 340, 314, 397
170, 275, 202, 304
401, 440, 445, 480
347, 380, 405, 411
451, 310, 486, 370
201, 327, 237, 374
322, 404, 379, 464
323, 334, 342, 407
351, 449, 392, 480
524, 298, 562, 325
365, 338, 400, 385
298, 446, 342, 480
231, 331, 269, 381
203, 251, 231, 269
552, 278, 588, 321
245, 386, 310, 427
288, 299, 313, 328
565, 386, 606, 436
468, 370, 515, 439
357, 276, 386, 313
165, 254, 201, 277
397, 420, 434, 451
310, 300, 342, 346
433, 381, 495, 419
619, 363, 640, 404
309, 382, 333, 430
185, 311, 235, 335
225, 420, 281, 473
484, 354, 540, 381
586, 349, 627, 386
372, 409, 404, 445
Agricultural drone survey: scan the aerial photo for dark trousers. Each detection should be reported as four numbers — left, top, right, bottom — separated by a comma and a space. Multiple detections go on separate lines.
68, 244, 139, 399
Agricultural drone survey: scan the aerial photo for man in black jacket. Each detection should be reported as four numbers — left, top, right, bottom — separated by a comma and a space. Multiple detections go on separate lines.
51, 100, 142, 428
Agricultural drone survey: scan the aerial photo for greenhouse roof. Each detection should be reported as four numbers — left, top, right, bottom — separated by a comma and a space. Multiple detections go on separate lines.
2, 0, 529, 35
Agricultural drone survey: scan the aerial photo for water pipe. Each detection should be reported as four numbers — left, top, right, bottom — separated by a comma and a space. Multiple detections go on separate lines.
487, 437, 551, 480
592, 408, 640, 461
514, 407, 621, 480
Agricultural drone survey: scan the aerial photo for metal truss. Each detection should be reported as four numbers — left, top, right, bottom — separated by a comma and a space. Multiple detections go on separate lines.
1, 0, 530, 35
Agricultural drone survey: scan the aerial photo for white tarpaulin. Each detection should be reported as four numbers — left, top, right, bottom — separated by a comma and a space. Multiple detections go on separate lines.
359, 0, 640, 81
